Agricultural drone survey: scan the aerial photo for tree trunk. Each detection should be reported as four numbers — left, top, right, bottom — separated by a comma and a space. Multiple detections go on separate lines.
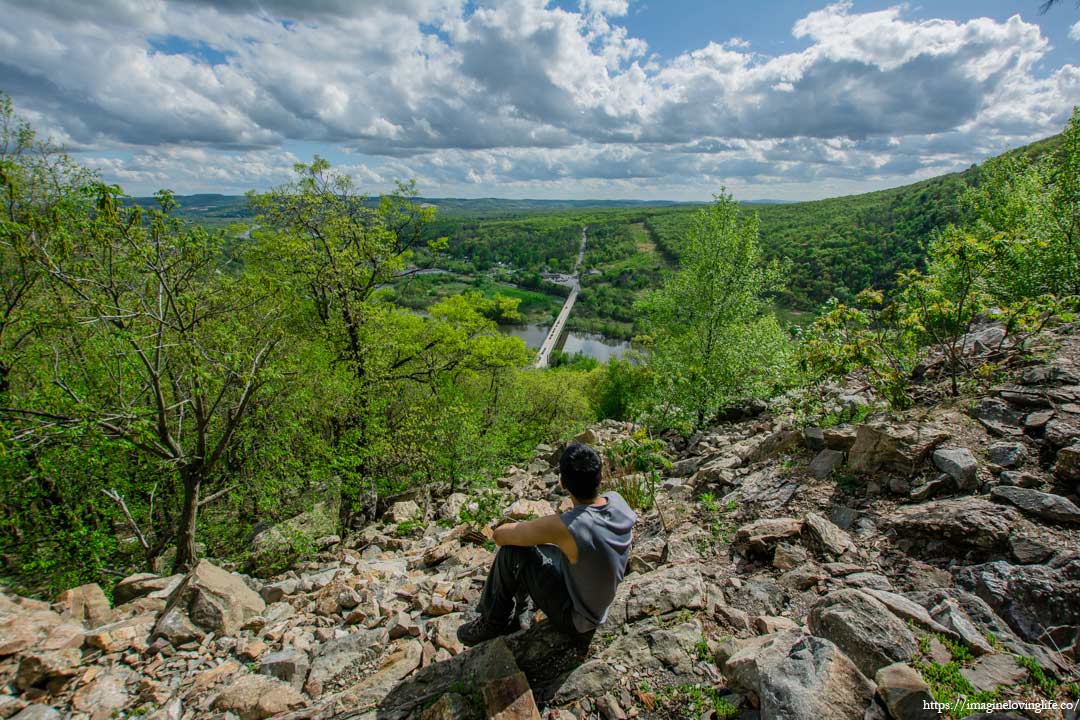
173, 463, 202, 573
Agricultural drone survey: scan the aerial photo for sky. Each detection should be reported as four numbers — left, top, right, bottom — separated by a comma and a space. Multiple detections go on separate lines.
1, 0, 1078, 201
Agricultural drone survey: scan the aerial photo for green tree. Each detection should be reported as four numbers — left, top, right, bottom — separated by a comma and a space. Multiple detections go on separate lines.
4, 190, 285, 571
636, 192, 791, 432
0, 92, 95, 398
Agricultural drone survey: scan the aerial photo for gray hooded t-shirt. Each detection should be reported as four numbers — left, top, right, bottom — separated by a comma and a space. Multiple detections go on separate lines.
557, 492, 637, 632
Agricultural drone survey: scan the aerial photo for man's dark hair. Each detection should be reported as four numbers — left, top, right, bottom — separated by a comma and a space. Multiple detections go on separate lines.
559, 442, 603, 499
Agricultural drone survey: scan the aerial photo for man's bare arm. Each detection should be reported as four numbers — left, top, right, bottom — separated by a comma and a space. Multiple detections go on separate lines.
491, 515, 578, 564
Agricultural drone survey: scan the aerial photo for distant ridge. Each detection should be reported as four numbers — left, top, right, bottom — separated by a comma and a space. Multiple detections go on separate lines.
125, 194, 701, 221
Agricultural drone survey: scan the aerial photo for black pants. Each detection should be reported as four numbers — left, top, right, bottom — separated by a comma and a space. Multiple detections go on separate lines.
478, 545, 578, 633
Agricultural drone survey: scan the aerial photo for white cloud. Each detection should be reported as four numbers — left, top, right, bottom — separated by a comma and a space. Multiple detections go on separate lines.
0, 0, 1075, 198
1071, 20, 1080, 41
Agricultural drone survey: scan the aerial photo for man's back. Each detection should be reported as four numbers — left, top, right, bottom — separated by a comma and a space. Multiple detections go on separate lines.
557, 491, 636, 631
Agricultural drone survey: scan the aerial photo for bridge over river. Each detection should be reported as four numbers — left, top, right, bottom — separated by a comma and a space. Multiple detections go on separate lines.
535, 226, 586, 368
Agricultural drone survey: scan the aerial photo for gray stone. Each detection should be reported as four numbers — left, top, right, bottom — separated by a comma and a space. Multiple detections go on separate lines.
874, 663, 936, 720
828, 507, 858, 530
990, 486, 1080, 523
725, 630, 875, 720
154, 560, 265, 641
724, 576, 788, 618
861, 589, 956, 639
1046, 418, 1080, 447
988, 442, 1026, 469
927, 599, 994, 656
10, 706, 61, 720
438, 493, 470, 522
908, 474, 955, 501
754, 616, 798, 634
552, 660, 618, 704
807, 589, 918, 678
842, 572, 893, 591
1025, 410, 1055, 431
808, 449, 845, 480
668, 456, 704, 478
772, 542, 808, 570
802, 512, 854, 557
733, 518, 803, 558
420, 693, 476, 720
113, 573, 184, 605
71, 670, 131, 717
882, 497, 1018, 553
886, 476, 912, 495
387, 500, 422, 524
848, 423, 949, 475
954, 554, 1080, 643
968, 398, 1025, 436
259, 648, 311, 691
151, 606, 204, 645
260, 579, 299, 604
1009, 535, 1053, 564
960, 654, 1027, 693
1021, 365, 1079, 386
305, 627, 389, 696
996, 471, 1040, 488
803, 427, 826, 451
328, 639, 423, 713
621, 564, 705, 623
780, 564, 828, 591
600, 620, 702, 678
212, 674, 306, 720
1054, 444, 1080, 483
823, 426, 858, 451
932, 448, 978, 490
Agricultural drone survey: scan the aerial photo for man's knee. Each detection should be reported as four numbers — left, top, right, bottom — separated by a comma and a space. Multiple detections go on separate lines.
495, 544, 529, 566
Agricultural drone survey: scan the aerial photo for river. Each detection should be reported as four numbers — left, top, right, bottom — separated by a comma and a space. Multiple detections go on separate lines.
498, 323, 632, 363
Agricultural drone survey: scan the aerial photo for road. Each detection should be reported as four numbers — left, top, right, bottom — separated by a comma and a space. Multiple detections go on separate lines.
535, 226, 586, 368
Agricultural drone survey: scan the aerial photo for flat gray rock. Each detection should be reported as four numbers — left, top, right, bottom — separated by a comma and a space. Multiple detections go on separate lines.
808, 589, 918, 679
809, 449, 845, 480
932, 447, 978, 490
959, 654, 1026, 693
990, 486, 1080, 523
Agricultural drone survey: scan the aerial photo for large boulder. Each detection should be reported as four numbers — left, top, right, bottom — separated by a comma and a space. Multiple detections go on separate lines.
882, 497, 1018, 554
847, 422, 949, 475
386, 500, 422, 524
212, 674, 306, 720
807, 589, 918, 679
954, 553, 1080, 643
990, 486, 1080, 523
327, 639, 424, 714
248, 502, 338, 576
153, 560, 265, 643
724, 630, 875, 720
305, 627, 389, 697
617, 563, 706, 624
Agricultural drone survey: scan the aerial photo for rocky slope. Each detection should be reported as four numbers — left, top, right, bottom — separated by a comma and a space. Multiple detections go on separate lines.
1, 321, 1079, 720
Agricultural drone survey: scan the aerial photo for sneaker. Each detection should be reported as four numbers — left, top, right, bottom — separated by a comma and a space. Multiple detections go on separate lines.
456, 614, 520, 647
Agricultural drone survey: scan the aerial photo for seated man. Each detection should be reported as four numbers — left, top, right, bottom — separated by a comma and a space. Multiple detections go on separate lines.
457, 442, 637, 646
